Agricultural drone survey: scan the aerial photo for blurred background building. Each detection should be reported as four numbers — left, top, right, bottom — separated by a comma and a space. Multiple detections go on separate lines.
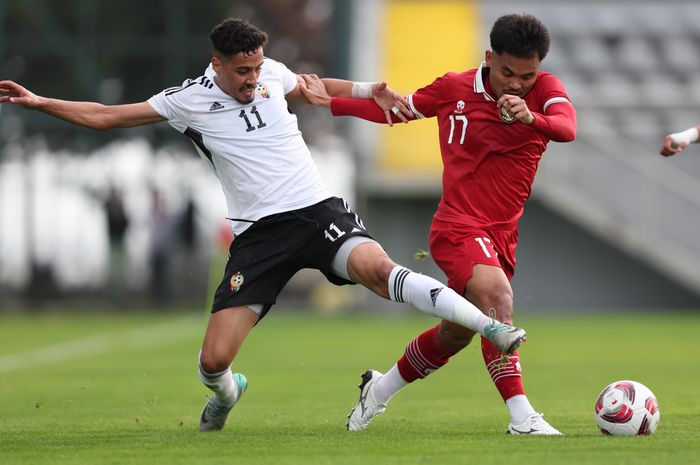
1, 0, 699, 312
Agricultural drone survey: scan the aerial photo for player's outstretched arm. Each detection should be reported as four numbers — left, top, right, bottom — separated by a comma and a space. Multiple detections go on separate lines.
0, 80, 164, 131
319, 78, 412, 124
294, 74, 412, 125
660, 125, 700, 156
298, 75, 415, 126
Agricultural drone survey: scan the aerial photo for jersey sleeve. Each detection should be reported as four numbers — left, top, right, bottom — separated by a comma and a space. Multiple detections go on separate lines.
406, 74, 449, 119
266, 59, 299, 95
147, 79, 194, 133
529, 73, 576, 142
331, 97, 410, 124
536, 73, 572, 113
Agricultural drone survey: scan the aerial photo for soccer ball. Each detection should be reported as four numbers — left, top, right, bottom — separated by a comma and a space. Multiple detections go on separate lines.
594, 380, 660, 436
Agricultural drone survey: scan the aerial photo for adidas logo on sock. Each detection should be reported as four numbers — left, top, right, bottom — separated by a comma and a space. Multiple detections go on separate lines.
209, 102, 225, 111
430, 287, 443, 307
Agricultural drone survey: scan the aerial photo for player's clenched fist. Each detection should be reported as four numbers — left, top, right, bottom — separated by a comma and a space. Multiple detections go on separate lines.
660, 126, 698, 157
497, 94, 534, 125
659, 135, 685, 157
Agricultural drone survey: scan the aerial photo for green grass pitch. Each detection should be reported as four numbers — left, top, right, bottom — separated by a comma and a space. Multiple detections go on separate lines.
0, 310, 698, 465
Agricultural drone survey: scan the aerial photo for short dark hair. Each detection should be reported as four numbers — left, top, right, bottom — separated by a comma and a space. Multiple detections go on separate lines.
490, 14, 550, 61
209, 18, 268, 57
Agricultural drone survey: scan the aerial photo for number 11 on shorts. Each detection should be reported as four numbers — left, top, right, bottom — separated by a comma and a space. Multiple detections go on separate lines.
324, 223, 346, 242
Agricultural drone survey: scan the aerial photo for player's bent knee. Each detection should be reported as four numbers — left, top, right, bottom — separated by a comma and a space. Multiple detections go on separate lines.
489, 291, 514, 322
348, 246, 396, 297
374, 259, 397, 284
199, 350, 231, 374
470, 287, 514, 322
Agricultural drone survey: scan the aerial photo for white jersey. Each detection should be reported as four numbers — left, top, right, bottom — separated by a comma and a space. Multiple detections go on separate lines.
148, 58, 331, 235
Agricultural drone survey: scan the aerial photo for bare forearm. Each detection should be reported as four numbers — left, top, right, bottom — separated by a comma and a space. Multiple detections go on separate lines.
37, 98, 113, 130
320, 78, 354, 98
37, 98, 163, 131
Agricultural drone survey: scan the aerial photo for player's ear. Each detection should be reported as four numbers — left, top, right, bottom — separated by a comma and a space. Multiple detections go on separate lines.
211, 56, 221, 73
485, 50, 493, 66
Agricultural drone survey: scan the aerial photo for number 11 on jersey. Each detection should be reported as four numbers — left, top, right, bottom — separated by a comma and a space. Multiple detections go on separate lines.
239, 106, 267, 132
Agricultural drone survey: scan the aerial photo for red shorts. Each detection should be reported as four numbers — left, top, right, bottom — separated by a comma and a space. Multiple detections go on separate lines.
429, 218, 519, 294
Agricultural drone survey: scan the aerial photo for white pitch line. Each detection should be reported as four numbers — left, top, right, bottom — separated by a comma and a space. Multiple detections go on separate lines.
0, 315, 203, 373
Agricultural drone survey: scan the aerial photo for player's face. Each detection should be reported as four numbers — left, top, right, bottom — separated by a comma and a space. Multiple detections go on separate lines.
485, 50, 540, 98
211, 47, 264, 104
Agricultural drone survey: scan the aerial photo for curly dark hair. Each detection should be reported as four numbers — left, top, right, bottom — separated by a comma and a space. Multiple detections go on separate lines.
490, 14, 550, 61
209, 18, 268, 57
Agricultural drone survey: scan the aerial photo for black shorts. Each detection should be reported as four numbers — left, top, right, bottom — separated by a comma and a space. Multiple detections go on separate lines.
211, 197, 373, 319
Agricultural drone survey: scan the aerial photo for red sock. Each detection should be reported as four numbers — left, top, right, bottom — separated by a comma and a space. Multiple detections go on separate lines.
396, 324, 459, 382
481, 336, 525, 400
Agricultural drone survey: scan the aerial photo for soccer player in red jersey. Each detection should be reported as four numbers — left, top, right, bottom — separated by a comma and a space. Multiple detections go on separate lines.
301, 14, 576, 434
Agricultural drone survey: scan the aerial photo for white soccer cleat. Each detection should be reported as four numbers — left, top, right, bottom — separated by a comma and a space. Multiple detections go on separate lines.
483, 320, 527, 354
199, 372, 248, 432
347, 370, 387, 431
507, 413, 563, 435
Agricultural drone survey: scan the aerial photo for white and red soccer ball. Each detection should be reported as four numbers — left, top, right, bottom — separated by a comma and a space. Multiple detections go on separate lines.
594, 380, 660, 436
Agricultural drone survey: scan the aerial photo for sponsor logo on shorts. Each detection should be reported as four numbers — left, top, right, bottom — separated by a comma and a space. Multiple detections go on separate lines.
230, 272, 245, 293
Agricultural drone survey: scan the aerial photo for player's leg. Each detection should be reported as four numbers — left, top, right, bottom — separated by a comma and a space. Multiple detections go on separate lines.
360, 263, 559, 434
309, 199, 524, 349
343, 224, 521, 431
306, 199, 524, 430
339, 243, 525, 431
464, 235, 562, 435
196, 210, 304, 432
465, 264, 534, 425
345, 242, 524, 349
344, 320, 473, 431
198, 305, 259, 432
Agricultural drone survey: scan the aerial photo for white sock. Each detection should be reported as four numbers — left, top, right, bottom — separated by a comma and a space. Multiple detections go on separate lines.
388, 266, 491, 334
198, 363, 240, 408
506, 394, 537, 424
373, 364, 408, 404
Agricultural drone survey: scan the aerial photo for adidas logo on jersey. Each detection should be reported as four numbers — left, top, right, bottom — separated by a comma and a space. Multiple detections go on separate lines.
209, 102, 225, 111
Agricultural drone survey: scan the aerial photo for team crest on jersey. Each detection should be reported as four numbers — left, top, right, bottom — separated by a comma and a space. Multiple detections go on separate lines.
454, 100, 465, 114
229, 272, 245, 293
499, 105, 516, 124
256, 83, 271, 99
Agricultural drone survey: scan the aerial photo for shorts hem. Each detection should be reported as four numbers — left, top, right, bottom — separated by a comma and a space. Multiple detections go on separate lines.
211, 301, 274, 313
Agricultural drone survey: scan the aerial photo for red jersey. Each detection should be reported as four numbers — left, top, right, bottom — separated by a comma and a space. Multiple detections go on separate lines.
407, 63, 573, 229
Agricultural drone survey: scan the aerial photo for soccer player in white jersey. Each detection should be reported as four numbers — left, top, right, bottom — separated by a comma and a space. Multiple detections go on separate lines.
0, 18, 527, 432
660, 124, 700, 156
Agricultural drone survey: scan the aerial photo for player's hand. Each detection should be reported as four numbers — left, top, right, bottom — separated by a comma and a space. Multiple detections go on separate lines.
497, 94, 534, 125
0, 80, 42, 109
298, 74, 332, 107
371, 82, 413, 126
659, 135, 684, 157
